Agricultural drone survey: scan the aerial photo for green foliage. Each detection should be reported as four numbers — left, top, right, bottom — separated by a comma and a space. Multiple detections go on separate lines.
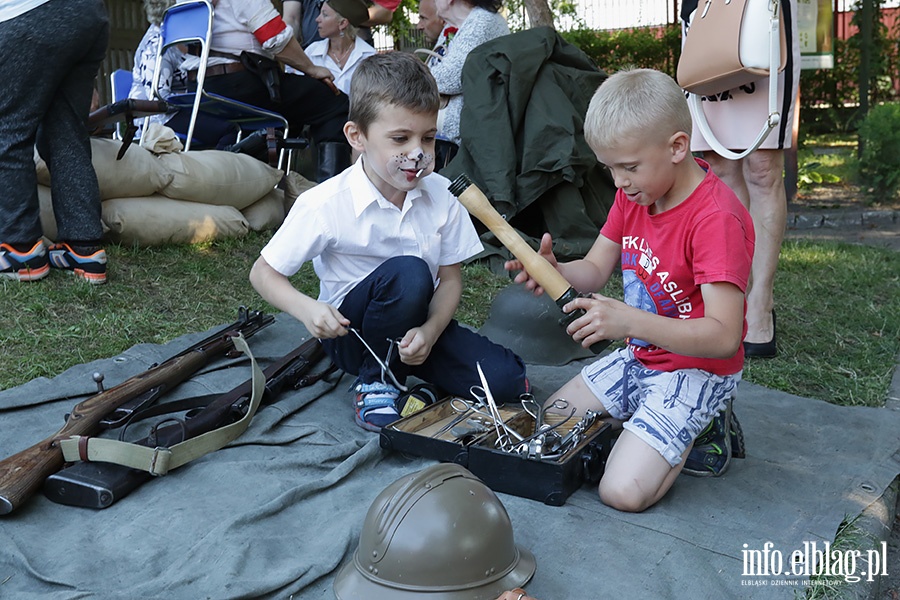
796, 161, 842, 189
559, 24, 681, 75
857, 102, 900, 200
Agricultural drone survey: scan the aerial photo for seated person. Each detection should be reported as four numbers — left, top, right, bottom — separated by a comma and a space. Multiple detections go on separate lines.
507, 69, 754, 512
416, 0, 447, 67
429, 0, 508, 146
282, 0, 322, 48
250, 52, 528, 432
290, 0, 375, 97
129, 0, 238, 147
178, 0, 350, 180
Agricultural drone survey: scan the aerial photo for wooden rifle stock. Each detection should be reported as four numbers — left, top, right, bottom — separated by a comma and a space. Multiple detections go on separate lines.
0, 308, 273, 515
448, 175, 609, 354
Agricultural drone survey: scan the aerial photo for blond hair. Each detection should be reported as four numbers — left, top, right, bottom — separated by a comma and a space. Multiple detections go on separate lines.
584, 68, 693, 152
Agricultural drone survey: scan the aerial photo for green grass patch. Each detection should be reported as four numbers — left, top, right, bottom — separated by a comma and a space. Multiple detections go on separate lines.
2, 235, 898, 408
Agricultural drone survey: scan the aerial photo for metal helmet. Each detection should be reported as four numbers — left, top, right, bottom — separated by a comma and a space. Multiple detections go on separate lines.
333, 463, 536, 600
479, 284, 595, 365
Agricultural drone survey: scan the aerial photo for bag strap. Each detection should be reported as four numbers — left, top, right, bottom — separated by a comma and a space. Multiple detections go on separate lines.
59, 333, 265, 476
688, 0, 782, 160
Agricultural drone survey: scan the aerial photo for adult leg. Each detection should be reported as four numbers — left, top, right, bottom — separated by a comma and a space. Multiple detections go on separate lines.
37, 0, 110, 247
704, 151, 783, 346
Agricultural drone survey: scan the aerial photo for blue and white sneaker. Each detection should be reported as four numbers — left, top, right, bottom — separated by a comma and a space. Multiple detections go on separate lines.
0, 241, 49, 282
354, 381, 401, 432
48, 242, 107, 285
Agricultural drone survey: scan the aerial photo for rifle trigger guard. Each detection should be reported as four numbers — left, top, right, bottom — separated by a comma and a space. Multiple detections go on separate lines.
148, 447, 173, 476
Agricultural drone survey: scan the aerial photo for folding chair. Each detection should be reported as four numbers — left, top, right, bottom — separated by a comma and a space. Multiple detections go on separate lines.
110, 69, 133, 141
152, 0, 293, 167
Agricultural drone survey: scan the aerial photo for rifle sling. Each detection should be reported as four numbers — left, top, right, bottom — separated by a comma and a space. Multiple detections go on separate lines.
59, 334, 265, 476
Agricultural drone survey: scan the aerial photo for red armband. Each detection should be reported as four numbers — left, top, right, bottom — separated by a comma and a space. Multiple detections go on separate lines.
253, 15, 288, 45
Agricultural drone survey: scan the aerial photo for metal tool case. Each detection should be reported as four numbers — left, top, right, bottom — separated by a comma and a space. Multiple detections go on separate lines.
380, 398, 613, 506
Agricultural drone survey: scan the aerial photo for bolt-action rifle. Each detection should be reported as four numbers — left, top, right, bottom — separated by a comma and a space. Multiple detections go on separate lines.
44, 336, 330, 509
0, 308, 274, 516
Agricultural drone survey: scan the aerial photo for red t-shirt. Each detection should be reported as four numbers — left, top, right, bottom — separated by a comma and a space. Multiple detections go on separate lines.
599, 159, 754, 375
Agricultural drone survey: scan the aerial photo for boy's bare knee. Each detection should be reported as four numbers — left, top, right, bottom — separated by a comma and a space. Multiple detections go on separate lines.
597, 478, 653, 513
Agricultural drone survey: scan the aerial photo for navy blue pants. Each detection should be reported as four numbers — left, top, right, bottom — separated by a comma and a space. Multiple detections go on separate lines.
0, 0, 108, 246
322, 256, 528, 403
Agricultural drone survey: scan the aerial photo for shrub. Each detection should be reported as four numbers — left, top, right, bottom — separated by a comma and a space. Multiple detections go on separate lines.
857, 102, 900, 201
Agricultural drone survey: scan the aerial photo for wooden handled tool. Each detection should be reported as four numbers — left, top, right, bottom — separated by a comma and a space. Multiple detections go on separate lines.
448, 174, 609, 354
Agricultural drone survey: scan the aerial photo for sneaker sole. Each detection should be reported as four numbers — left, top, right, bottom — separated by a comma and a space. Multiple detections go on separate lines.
354, 412, 383, 433
71, 268, 107, 285
1, 263, 50, 282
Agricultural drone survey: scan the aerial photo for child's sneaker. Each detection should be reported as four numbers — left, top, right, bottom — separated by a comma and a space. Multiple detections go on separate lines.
354, 382, 401, 432
0, 241, 49, 281
48, 242, 107, 285
682, 402, 741, 477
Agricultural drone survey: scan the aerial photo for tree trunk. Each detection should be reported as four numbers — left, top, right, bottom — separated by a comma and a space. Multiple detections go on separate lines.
522, 0, 554, 28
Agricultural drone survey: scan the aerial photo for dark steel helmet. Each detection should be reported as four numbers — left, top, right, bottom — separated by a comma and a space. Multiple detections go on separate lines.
333, 463, 536, 600
479, 284, 595, 365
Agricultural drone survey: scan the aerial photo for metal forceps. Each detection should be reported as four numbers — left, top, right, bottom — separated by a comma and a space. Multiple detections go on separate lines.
347, 327, 408, 392
476, 362, 524, 450
520, 396, 570, 434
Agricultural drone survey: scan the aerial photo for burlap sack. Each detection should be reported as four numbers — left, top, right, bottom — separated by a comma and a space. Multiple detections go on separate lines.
157, 150, 283, 210
282, 170, 317, 213
102, 196, 249, 246
35, 139, 174, 200
241, 188, 286, 232
37, 185, 57, 241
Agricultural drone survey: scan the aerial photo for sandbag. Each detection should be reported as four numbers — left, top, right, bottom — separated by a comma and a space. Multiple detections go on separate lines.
35, 139, 174, 200
102, 195, 249, 246
241, 188, 286, 232
157, 150, 283, 210
37, 185, 57, 241
282, 170, 317, 213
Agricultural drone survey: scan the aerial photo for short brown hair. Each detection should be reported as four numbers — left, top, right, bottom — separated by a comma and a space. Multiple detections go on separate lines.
348, 52, 440, 134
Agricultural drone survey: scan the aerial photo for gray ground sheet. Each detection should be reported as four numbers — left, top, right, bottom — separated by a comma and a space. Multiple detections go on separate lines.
1, 314, 898, 599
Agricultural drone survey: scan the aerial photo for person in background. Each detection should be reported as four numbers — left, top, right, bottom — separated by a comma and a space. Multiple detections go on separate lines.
283, 0, 323, 48
429, 0, 508, 146
0, 0, 110, 285
680, 0, 801, 359
417, 0, 445, 49
249, 52, 528, 432
179, 0, 350, 181
300, 0, 375, 96
130, 0, 186, 126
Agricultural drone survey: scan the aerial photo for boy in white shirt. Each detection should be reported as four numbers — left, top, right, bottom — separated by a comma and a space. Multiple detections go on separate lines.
250, 52, 528, 431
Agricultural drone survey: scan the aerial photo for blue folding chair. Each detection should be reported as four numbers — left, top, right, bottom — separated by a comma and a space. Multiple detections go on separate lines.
110, 69, 133, 140
151, 0, 291, 166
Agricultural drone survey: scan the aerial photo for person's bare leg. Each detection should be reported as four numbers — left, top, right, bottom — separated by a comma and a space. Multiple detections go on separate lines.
705, 151, 784, 344
740, 149, 785, 344
544, 376, 683, 512
598, 431, 688, 512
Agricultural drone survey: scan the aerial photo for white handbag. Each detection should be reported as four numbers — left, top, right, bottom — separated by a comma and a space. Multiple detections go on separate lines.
679, 0, 785, 160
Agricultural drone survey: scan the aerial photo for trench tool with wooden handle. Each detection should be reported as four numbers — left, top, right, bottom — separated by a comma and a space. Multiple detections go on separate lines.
448, 174, 609, 355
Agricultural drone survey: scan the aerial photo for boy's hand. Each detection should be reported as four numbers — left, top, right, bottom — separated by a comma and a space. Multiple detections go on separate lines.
397, 327, 434, 365
563, 293, 630, 347
504, 233, 558, 296
302, 302, 350, 339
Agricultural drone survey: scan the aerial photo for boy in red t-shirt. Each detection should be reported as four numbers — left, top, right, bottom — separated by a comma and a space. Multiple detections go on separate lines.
506, 68, 755, 512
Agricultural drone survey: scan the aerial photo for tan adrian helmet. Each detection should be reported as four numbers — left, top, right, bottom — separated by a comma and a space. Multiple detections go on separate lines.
333, 463, 536, 600
479, 284, 595, 366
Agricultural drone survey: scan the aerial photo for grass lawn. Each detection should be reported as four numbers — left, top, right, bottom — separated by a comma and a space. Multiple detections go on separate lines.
2, 231, 898, 408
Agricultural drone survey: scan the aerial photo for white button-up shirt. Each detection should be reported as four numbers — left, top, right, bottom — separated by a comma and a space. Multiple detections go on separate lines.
261, 158, 483, 308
